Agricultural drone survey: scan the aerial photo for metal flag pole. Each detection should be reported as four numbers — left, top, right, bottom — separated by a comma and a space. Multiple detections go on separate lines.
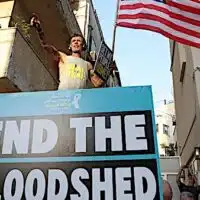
112, 0, 120, 54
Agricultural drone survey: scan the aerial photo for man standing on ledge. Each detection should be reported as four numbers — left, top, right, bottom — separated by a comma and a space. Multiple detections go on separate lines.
30, 14, 104, 90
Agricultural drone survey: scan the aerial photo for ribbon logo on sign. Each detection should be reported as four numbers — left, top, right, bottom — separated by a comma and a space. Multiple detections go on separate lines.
44, 93, 82, 110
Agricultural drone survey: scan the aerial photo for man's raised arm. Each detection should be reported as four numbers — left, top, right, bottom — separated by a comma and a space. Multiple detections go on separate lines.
30, 13, 60, 61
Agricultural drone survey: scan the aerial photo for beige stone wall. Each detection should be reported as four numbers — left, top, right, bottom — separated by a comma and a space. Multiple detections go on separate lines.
0, 1, 14, 28
0, 28, 15, 78
171, 43, 200, 164
0, 28, 16, 92
0, 1, 14, 17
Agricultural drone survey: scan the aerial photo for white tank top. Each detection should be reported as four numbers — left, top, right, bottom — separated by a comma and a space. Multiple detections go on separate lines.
58, 55, 88, 90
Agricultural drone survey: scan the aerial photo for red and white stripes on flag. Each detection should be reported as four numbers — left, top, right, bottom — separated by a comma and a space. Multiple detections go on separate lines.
116, 0, 200, 48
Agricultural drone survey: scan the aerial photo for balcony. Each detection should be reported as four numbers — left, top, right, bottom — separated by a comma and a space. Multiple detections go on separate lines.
0, 28, 58, 93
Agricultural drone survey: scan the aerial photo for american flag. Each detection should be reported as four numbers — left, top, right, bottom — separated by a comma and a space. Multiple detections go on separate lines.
116, 0, 200, 48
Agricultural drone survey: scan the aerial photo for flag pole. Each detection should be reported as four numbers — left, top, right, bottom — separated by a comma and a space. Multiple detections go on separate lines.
112, 0, 120, 54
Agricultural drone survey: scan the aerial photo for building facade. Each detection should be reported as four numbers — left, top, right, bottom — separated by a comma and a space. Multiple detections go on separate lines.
170, 41, 200, 180
0, 0, 81, 93
156, 101, 176, 156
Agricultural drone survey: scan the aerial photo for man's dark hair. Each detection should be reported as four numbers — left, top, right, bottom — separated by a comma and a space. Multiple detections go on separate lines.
70, 33, 87, 50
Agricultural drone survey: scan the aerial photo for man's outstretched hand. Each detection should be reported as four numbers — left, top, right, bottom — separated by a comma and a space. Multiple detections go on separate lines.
30, 13, 41, 28
90, 70, 104, 88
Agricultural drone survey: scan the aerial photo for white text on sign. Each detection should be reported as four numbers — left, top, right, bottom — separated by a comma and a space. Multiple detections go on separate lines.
3, 167, 156, 200
0, 115, 148, 154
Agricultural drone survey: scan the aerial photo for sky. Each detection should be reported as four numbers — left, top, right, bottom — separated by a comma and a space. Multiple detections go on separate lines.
93, 0, 173, 107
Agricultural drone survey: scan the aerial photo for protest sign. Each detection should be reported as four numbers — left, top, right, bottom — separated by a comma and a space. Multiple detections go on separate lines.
0, 86, 163, 200
94, 41, 113, 81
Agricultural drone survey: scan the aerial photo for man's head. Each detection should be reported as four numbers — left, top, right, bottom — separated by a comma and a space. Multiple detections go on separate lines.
69, 33, 86, 54
163, 180, 173, 200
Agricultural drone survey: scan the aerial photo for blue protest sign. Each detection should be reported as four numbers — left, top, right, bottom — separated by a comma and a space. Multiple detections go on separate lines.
0, 86, 163, 200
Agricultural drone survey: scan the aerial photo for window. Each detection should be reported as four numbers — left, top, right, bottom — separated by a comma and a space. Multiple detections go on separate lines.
156, 124, 159, 133
180, 61, 186, 83
163, 124, 169, 135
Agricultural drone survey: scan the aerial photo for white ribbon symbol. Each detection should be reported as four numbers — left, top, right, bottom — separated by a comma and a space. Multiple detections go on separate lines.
72, 94, 81, 109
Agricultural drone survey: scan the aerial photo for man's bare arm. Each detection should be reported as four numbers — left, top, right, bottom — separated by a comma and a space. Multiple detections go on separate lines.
30, 13, 60, 61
